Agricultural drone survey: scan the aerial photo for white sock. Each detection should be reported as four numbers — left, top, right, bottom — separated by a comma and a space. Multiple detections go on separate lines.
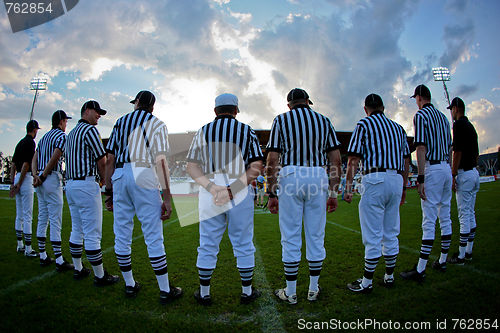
92, 263, 104, 278
156, 273, 170, 293
26, 244, 32, 253
417, 258, 427, 273
384, 273, 394, 281
309, 275, 319, 292
459, 246, 466, 259
72, 258, 82, 271
439, 253, 448, 264
39, 251, 47, 260
286, 280, 296, 296
17, 240, 24, 247
200, 284, 210, 297
242, 285, 252, 296
55, 256, 64, 265
466, 241, 474, 254
122, 270, 135, 287
361, 277, 372, 288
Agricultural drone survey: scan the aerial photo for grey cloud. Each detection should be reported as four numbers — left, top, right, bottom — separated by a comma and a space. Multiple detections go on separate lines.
453, 83, 478, 98
439, 21, 474, 70
445, 0, 467, 13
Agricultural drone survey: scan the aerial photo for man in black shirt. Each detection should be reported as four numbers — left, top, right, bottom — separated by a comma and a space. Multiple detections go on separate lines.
447, 97, 480, 264
10, 120, 40, 256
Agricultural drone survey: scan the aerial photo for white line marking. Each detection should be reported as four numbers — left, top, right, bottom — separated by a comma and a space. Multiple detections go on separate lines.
326, 219, 500, 280
0, 212, 194, 296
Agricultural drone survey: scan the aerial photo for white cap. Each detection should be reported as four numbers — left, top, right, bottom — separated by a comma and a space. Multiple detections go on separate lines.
215, 93, 239, 112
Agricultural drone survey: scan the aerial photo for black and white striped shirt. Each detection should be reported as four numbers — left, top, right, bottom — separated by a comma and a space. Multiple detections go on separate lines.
36, 128, 66, 172
413, 103, 452, 162
348, 112, 411, 172
266, 105, 341, 167
106, 109, 169, 165
186, 115, 263, 177
65, 120, 106, 180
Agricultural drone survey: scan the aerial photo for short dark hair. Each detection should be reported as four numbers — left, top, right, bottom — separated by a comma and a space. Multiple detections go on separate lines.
215, 105, 237, 115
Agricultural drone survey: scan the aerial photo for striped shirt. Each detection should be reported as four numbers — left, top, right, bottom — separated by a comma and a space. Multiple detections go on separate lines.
267, 105, 341, 167
65, 120, 106, 180
186, 115, 263, 177
413, 103, 452, 162
36, 128, 66, 172
106, 109, 169, 165
348, 112, 411, 172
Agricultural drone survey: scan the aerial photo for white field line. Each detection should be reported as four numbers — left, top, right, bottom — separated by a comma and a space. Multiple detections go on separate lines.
0, 211, 195, 297
326, 219, 500, 281
253, 246, 286, 333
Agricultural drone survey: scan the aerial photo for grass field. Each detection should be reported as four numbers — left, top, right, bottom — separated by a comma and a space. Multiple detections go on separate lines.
1, 182, 499, 332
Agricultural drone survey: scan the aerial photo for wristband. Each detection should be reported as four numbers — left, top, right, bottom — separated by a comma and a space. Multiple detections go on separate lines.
104, 188, 113, 196
328, 189, 338, 199
417, 175, 424, 184
39, 174, 46, 183
205, 181, 214, 192
268, 192, 277, 198
226, 186, 234, 201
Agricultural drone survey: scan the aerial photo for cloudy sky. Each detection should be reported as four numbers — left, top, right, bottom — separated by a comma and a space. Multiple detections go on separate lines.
0, 0, 499, 156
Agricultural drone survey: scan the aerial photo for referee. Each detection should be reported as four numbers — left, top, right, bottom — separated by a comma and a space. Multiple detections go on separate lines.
266, 88, 342, 304
401, 84, 453, 281
186, 93, 264, 305
447, 97, 479, 264
32, 110, 74, 271
105, 90, 182, 303
344, 94, 410, 293
66, 100, 119, 285
10, 120, 40, 256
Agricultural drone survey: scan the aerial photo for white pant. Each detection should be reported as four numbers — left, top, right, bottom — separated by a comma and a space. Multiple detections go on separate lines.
421, 162, 453, 240
197, 182, 255, 269
456, 168, 480, 234
277, 166, 329, 263
112, 164, 165, 257
66, 178, 103, 250
14, 173, 34, 235
359, 171, 402, 259
36, 172, 64, 241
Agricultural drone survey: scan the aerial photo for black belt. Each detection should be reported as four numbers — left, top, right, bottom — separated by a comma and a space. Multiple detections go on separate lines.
363, 168, 403, 176
115, 162, 151, 168
428, 160, 445, 165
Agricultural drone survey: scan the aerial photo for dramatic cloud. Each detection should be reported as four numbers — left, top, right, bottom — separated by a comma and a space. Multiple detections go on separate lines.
453, 84, 478, 98
467, 98, 500, 153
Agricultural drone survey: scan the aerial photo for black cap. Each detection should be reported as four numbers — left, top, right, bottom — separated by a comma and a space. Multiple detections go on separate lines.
81, 100, 107, 115
364, 93, 384, 109
287, 88, 313, 105
447, 97, 465, 110
130, 90, 156, 106
26, 120, 40, 132
52, 110, 72, 127
411, 84, 431, 99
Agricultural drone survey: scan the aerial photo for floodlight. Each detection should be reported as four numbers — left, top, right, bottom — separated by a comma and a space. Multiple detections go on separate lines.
432, 67, 451, 113
29, 77, 48, 120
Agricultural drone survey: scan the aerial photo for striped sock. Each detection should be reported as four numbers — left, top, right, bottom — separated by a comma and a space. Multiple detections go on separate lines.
24, 233, 32, 246
116, 253, 132, 272
198, 268, 214, 297
16, 229, 23, 241
362, 257, 379, 287
238, 267, 254, 295
308, 260, 323, 292
439, 234, 452, 263
86, 249, 104, 278
459, 233, 469, 259
150, 255, 169, 292
284, 261, 299, 296
417, 239, 434, 272
38, 237, 47, 259
52, 241, 63, 264
384, 254, 398, 275
467, 227, 476, 254
69, 242, 83, 271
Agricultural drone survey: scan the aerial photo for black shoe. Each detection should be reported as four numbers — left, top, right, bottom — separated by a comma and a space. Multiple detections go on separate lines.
24, 249, 38, 258
240, 288, 261, 304
400, 265, 425, 282
465, 252, 473, 261
382, 276, 395, 288
125, 282, 141, 298
56, 259, 74, 272
17, 245, 25, 253
40, 256, 54, 267
73, 267, 91, 280
447, 253, 465, 265
160, 286, 183, 305
347, 278, 373, 294
94, 270, 120, 286
194, 288, 212, 306
432, 260, 447, 272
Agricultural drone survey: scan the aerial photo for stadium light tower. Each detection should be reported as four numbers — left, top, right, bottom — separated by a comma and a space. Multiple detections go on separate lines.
432, 67, 451, 114
29, 77, 47, 120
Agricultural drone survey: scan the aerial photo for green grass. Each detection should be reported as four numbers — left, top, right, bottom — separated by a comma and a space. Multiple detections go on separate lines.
1, 182, 499, 332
